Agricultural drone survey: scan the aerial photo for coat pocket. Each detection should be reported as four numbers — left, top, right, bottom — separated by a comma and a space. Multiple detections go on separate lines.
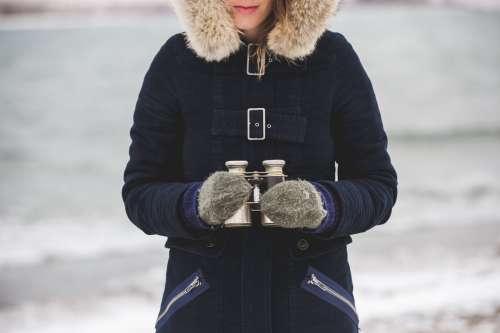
300, 265, 359, 328
155, 269, 210, 330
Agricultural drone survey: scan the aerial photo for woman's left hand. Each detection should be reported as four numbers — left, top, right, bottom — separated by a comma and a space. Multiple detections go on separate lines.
260, 179, 327, 229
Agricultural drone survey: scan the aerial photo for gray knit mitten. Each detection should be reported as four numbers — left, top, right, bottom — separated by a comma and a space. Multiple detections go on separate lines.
198, 171, 253, 225
260, 179, 327, 229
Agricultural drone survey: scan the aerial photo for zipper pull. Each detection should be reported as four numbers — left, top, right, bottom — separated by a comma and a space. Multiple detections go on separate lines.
186, 276, 201, 291
307, 272, 318, 285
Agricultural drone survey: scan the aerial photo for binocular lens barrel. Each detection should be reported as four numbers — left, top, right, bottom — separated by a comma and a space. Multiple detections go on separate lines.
222, 159, 286, 228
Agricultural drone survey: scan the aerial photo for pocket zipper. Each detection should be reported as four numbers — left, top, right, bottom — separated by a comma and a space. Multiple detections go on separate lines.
306, 272, 358, 316
156, 275, 202, 324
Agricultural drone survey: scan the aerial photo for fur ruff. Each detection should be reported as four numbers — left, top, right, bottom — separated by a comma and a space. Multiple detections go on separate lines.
167, 0, 340, 62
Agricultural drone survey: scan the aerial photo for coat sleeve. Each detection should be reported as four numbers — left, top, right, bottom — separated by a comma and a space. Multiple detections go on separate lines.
121, 37, 213, 240
311, 33, 399, 240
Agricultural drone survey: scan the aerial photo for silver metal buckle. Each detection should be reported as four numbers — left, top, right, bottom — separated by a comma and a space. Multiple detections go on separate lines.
246, 43, 265, 76
247, 107, 266, 140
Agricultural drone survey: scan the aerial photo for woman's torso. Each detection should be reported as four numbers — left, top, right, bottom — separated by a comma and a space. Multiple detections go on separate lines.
156, 30, 359, 333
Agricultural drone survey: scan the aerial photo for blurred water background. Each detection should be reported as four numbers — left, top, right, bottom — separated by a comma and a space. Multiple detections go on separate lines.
0, 1, 499, 332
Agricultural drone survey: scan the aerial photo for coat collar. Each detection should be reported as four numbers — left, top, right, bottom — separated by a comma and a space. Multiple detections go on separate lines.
212, 39, 309, 74
167, 0, 340, 63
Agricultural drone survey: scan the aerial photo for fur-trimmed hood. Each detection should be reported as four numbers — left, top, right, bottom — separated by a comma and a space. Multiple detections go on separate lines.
167, 0, 340, 62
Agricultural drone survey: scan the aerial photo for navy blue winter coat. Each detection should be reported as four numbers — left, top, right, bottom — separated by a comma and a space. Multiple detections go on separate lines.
121, 29, 398, 333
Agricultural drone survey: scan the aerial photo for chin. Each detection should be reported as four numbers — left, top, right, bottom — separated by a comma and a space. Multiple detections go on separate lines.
235, 21, 259, 31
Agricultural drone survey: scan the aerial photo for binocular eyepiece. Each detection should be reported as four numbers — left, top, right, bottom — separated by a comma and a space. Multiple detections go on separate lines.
223, 159, 287, 228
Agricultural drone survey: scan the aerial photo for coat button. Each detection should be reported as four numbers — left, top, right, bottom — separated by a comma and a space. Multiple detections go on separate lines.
296, 238, 310, 251
206, 241, 216, 248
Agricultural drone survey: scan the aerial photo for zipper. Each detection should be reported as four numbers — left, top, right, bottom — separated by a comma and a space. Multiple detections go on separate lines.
156, 275, 202, 325
306, 272, 358, 317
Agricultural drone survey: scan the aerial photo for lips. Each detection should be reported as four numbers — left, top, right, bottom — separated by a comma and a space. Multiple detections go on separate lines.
234, 5, 259, 15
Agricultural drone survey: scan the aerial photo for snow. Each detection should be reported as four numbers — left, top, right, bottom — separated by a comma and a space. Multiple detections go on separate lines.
0, 218, 165, 266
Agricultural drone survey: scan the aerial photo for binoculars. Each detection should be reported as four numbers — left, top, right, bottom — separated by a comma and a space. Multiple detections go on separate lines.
223, 159, 288, 228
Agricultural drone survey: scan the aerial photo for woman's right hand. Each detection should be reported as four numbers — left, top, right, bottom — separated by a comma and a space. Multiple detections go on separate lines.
198, 171, 253, 226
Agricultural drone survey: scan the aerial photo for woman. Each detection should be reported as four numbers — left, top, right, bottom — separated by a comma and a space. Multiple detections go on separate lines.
121, 0, 398, 332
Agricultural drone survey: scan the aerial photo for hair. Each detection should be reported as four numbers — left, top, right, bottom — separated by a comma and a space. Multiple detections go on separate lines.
235, 0, 294, 81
